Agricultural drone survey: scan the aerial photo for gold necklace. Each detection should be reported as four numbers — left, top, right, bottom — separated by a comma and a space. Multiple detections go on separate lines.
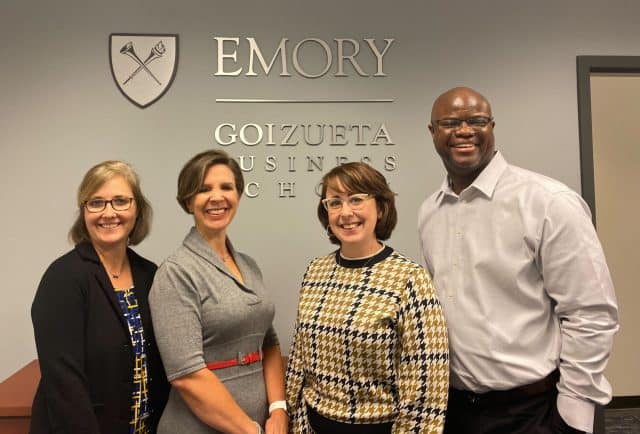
98, 252, 126, 279
106, 261, 126, 279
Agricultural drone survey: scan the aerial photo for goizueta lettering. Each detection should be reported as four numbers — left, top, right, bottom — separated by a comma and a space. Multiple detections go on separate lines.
214, 37, 395, 77
214, 123, 394, 146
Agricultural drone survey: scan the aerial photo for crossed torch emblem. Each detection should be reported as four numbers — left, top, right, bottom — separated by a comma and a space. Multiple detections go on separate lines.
120, 40, 166, 86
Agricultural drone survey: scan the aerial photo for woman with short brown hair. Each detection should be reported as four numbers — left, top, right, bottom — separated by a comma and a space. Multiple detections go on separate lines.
286, 162, 449, 434
150, 149, 287, 434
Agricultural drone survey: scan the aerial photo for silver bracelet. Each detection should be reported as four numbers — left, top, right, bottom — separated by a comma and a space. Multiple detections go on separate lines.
254, 420, 264, 434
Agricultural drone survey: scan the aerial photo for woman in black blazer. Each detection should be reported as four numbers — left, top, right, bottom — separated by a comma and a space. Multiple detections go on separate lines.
30, 161, 168, 434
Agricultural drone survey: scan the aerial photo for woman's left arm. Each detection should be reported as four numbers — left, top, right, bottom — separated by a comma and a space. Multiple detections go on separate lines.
393, 267, 449, 434
262, 343, 289, 434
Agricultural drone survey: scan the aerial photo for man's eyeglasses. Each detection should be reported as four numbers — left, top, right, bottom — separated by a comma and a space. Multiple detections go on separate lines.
322, 193, 373, 212
84, 197, 134, 213
433, 116, 493, 130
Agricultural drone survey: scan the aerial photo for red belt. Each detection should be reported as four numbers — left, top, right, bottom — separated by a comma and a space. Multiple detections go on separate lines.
206, 351, 262, 370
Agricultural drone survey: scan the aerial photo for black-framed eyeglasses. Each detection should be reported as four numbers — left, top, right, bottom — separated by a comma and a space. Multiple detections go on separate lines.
433, 116, 493, 130
321, 193, 373, 212
84, 197, 134, 213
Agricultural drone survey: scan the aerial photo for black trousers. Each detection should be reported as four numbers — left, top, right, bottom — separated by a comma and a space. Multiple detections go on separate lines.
307, 405, 392, 434
444, 377, 586, 434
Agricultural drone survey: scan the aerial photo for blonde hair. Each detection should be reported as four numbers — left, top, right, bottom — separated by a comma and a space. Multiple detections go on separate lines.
69, 161, 152, 245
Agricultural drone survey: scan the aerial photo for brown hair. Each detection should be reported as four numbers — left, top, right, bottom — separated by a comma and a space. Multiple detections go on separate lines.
69, 160, 152, 246
318, 162, 397, 245
176, 149, 244, 213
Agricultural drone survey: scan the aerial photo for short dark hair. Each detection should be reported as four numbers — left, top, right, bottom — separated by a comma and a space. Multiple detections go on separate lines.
177, 149, 244, 213
69, 160, 152, 246
318, 162, 397, 245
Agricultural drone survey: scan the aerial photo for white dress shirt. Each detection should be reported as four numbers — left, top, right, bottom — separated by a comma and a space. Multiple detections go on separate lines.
418, 151, 618, 433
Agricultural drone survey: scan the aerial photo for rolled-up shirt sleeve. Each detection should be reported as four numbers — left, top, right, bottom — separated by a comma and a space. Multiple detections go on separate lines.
539, 192, 619, 432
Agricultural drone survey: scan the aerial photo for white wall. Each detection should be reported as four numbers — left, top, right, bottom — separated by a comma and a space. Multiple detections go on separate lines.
1, 0, 638, 382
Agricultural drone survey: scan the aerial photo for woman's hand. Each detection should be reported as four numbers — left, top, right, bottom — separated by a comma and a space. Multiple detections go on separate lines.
171, 368, 256, 434
262, 345, 288, 434
264, 408, 289, 434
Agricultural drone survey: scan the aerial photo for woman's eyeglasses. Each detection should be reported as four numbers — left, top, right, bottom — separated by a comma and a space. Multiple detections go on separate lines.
84, 197, 134, 213
322, 193, 372, 211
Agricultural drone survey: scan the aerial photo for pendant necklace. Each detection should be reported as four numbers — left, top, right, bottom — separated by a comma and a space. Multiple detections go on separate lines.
107, 261, 125, 279
100, 254, 126, 279
218, 249, 231, 262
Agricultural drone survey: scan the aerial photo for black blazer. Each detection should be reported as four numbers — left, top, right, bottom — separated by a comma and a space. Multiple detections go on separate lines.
30, 242, 169, 434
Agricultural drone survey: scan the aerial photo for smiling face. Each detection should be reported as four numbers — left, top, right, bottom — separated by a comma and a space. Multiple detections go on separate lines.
325, 180, 381, 258
429, 87, 496, 193
188, 163, 239, 241
84, 175, 137, 251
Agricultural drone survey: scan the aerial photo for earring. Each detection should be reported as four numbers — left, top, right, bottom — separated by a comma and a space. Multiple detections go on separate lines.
326, 225, 333, 238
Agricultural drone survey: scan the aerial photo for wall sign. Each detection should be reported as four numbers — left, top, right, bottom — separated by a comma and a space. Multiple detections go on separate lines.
110, 33, 179, 108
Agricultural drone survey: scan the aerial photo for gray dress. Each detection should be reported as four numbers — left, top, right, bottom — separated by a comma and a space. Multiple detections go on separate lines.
149, 228, 279, 434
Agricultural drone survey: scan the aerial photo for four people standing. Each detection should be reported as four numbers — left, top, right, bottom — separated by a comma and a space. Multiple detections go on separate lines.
285, 162, 449, 433
29, 90, 619, 434
419, 87, 618, 433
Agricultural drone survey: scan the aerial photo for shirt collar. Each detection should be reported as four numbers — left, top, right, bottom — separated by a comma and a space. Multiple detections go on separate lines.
183, 226, 236, 267
469, 151, 507, 198
183, 227, 260, 296
435, 151, 508, 203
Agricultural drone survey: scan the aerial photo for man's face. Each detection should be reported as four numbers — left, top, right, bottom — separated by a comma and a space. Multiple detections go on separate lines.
429, 89, 495, 187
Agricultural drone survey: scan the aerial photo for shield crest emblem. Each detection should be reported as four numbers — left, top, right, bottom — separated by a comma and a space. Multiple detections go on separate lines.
110, 33, 178, 108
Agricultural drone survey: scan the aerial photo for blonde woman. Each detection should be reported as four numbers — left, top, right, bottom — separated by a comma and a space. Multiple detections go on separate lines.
31, 161, 169, 433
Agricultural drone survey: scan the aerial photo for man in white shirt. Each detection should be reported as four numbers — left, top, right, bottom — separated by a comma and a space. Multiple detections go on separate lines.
418, 87, 619, 434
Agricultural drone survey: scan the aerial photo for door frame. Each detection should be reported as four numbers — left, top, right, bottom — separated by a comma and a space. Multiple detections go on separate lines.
576, 55, 640, 225
576, 54, 640, 434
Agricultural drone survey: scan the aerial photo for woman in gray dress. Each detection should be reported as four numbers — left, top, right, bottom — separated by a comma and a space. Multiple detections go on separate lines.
149, 150, 288, 434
